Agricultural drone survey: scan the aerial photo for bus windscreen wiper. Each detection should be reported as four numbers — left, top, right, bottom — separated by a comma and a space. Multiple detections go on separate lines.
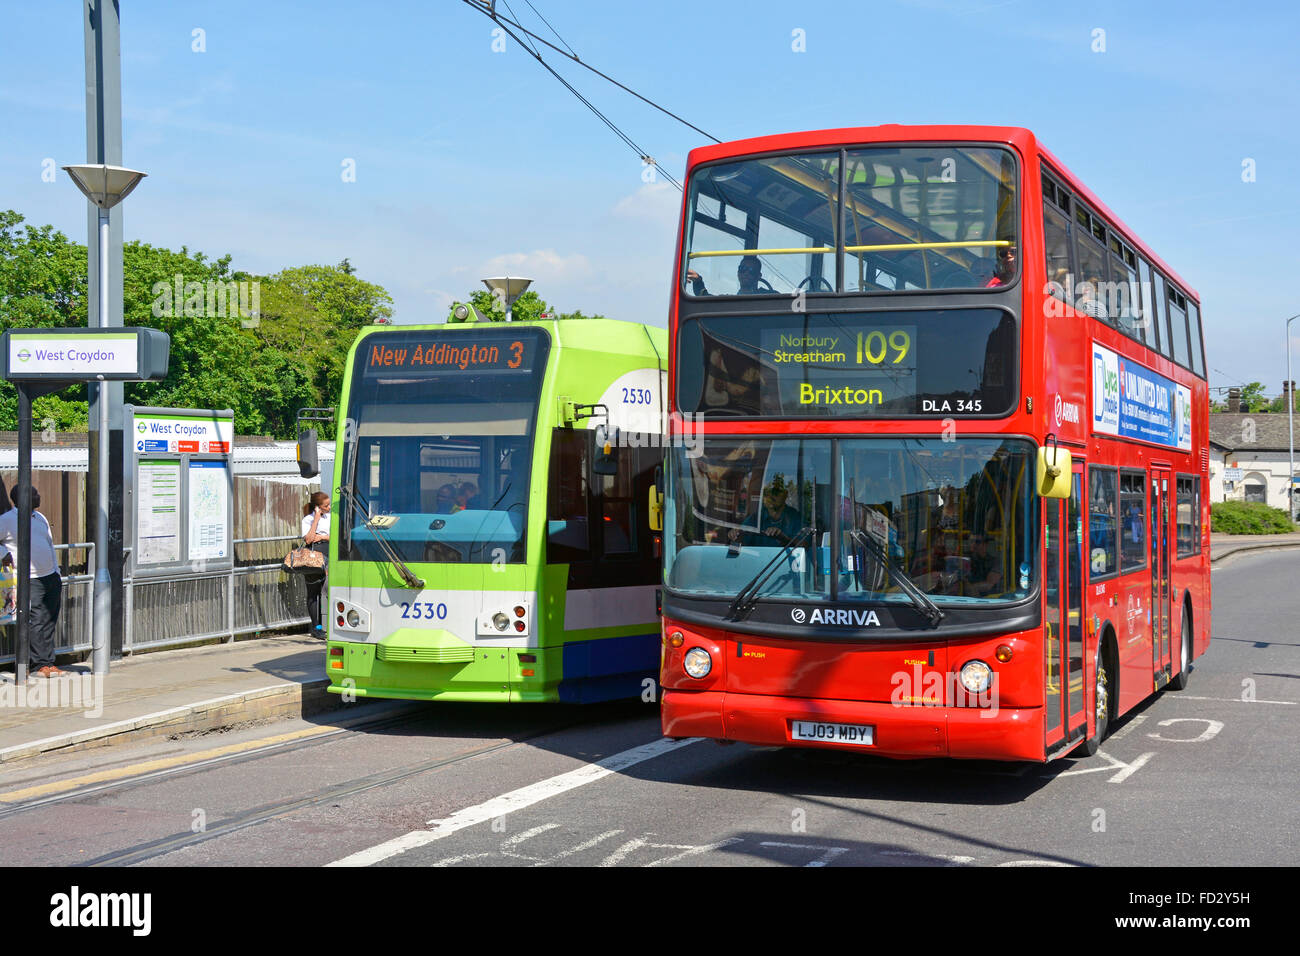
336, 484, 425, 590
726, 526, 815, 619
847, 528, 944, 627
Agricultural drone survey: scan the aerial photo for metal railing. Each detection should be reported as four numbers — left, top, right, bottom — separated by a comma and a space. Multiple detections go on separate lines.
0, 542, 95, 665
123, 534, 313, 652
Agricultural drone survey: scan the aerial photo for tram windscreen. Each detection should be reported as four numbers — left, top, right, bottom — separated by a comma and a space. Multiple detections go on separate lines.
338, 327, 551, 564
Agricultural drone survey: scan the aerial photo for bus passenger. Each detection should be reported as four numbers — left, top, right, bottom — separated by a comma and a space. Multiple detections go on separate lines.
687, 255, 774, 296
1076, 275, 1108, 319
984, 246, 1017, 287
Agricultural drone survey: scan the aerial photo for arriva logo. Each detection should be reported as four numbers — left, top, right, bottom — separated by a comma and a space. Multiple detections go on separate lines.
792, 607, 882, 627
1054, 394, 1081, 427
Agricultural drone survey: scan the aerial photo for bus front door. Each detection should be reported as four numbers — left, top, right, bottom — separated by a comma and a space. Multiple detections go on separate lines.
1151, 467, 1173, 687
1044, 461, 1088, 753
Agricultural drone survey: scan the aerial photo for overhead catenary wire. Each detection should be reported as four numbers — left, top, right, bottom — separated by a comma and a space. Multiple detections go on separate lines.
463, 0, 719, 144
523, 0, 578, 58
472, 6, 684, 191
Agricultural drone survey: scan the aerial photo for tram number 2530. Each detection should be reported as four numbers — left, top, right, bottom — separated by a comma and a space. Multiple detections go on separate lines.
399, 601, 449, 620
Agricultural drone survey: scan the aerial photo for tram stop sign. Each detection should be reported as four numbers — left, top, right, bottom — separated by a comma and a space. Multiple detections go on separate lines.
2, 327, 170, 382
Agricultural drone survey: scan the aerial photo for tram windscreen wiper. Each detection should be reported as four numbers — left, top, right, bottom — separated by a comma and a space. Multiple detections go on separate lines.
726, 526, 815, 619
336, 484, 425, 590
847, 528, 944, 626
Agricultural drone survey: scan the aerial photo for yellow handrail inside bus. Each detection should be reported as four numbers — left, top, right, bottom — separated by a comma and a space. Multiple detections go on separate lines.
687, 239, 1010, 259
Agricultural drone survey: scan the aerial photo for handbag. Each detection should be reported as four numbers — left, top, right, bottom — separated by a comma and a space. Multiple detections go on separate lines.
282, 546, 325, 574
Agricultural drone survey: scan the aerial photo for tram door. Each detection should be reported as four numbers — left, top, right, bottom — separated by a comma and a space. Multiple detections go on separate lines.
1044, 461, 1088, 751
1150, 466, 1173, 687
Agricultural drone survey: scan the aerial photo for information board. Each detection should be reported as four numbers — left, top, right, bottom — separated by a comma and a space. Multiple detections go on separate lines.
187, 460, 230, 561
124, 406, 234, 576
136, 460, 181, 565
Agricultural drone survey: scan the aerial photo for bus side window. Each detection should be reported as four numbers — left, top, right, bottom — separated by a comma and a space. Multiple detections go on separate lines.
547, 429, 591, 563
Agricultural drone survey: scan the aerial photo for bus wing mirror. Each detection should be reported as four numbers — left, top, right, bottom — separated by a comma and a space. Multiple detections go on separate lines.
648, 484, 664, 532
297, 428, 320, 479
1037, 444, 1072, 499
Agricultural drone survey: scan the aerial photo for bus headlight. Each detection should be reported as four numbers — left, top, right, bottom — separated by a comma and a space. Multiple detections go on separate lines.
959, 660, 993, 694
684, 647, 712, 679
492, 612, 510, 632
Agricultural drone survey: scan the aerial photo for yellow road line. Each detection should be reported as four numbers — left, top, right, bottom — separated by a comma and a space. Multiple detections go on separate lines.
0, 724, 341, 804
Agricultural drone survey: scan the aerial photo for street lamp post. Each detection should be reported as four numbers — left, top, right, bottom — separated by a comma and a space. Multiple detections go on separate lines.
482, 276, 534, 323
62, 164, 146, 675
1288, 313, 1300, 522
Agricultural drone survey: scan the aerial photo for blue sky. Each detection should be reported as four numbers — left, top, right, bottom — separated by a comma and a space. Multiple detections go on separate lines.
2, 0, 1298, 399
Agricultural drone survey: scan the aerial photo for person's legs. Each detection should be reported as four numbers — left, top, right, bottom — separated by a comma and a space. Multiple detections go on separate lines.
306, 573, 324, 631
28, 572, 62, 671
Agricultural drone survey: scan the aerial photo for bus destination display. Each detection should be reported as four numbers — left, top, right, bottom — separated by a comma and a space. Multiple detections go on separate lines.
679, 310, 1014, 418
760, 326, 917, 411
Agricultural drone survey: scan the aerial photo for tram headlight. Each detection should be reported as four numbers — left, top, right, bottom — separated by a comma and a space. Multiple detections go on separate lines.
683, 647, 712, 679
346, 609, 360, 628
959, 660, 993, 694
492, 612, 510, 632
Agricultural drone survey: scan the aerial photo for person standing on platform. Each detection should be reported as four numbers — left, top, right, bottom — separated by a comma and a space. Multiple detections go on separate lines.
0, 485, 64, 676
301, 492, 331, 637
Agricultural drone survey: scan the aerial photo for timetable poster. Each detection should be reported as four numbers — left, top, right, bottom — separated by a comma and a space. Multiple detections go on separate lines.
136, 460, 181, 565
187, 460, 230, 561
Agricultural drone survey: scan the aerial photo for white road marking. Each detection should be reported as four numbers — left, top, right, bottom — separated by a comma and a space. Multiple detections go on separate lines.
998, 859, 1076, 866
595, 835, 741, 867
879, 849, 974, 866
761, 841, 851, 867
1171, 695, 1296, 705
499, 823, 562, 861
1146, 717, 1224, 743
1053, 750, 1154, 783
533, 829, 625, 866
1108, 714, 1147, 741
327, 736, 701, 867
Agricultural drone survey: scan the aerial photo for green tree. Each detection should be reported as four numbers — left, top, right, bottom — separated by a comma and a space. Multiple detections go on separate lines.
1, 209, 395, 439
454, 289, 608, 323
1239, 382, 1270, 413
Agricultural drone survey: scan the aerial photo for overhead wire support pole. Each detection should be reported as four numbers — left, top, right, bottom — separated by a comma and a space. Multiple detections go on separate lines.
460, 0, 720, 145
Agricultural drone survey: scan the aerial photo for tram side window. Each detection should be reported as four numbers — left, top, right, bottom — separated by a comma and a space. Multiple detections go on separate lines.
1088, 466, 1119, 578
599, 443, 639, 556
1176, 476, 1199, 558
547, 429, 591, 564
1120, 471, 1147, 572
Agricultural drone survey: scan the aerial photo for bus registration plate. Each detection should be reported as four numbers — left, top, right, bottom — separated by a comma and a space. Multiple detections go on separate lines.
790, 720, 874, 746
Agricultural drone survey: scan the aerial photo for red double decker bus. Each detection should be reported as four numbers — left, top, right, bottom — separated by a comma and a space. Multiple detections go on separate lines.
659, 125, 1209, 761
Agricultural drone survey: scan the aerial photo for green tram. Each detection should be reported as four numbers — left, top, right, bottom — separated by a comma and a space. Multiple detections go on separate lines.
322, 311, 667, 703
